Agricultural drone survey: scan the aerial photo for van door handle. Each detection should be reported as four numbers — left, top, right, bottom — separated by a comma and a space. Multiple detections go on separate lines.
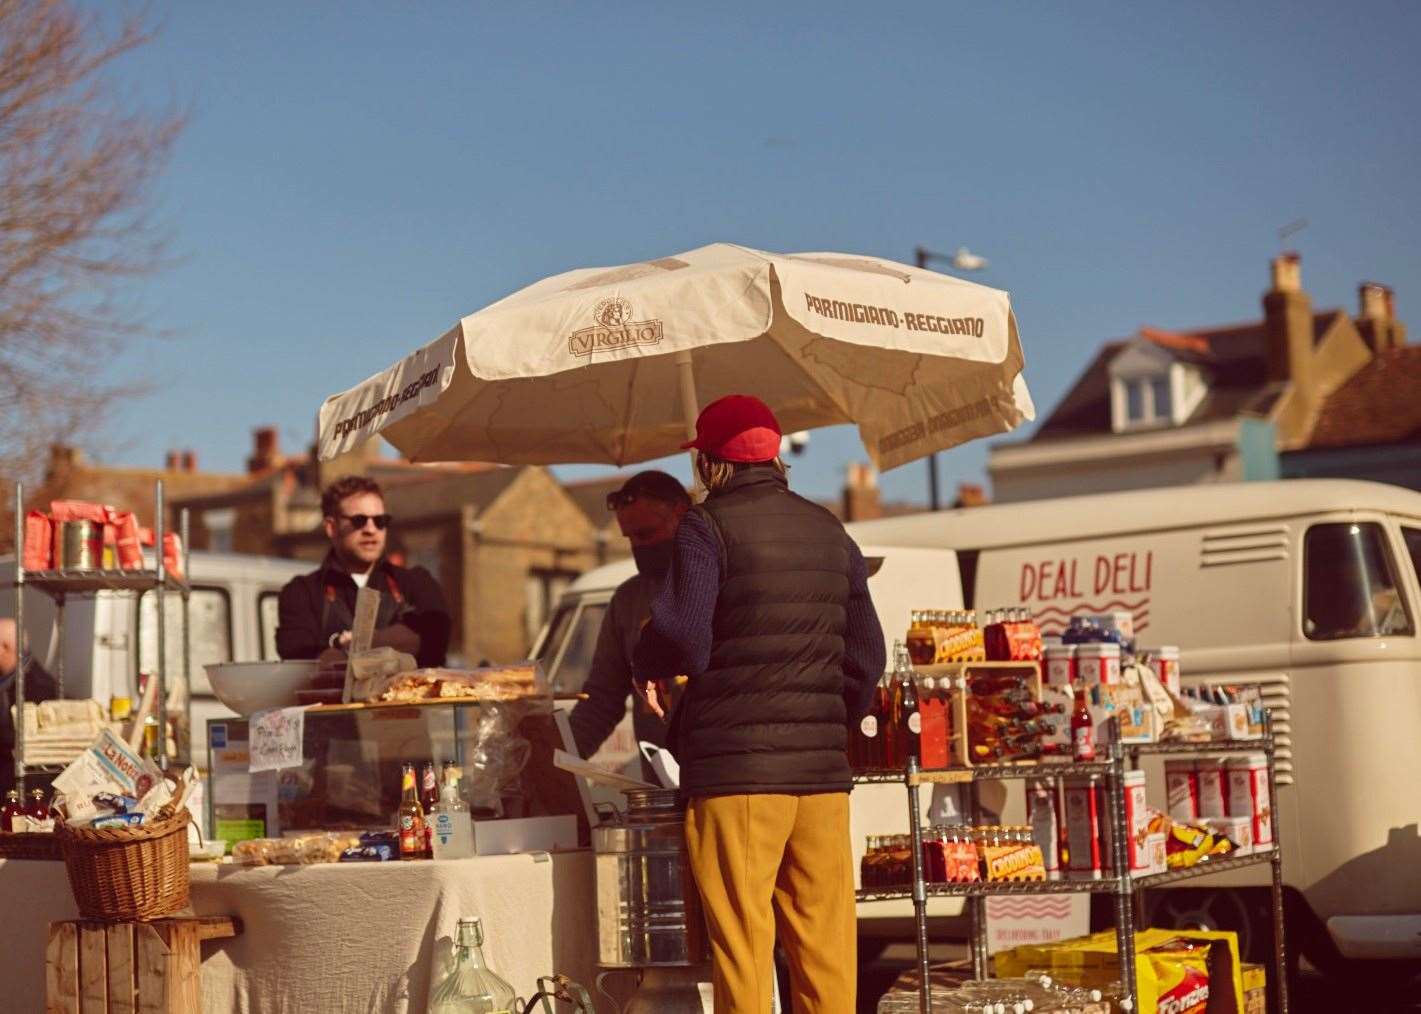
97, 633, 129, 650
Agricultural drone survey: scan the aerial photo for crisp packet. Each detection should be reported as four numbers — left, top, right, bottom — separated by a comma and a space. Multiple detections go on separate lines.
53, 729, 164, 823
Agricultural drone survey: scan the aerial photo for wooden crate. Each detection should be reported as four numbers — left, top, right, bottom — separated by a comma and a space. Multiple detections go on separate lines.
917, 660, 1044, 769
45, 916, 239, 1014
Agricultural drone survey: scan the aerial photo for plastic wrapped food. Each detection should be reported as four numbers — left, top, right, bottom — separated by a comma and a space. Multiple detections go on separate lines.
231, 832, 361, 866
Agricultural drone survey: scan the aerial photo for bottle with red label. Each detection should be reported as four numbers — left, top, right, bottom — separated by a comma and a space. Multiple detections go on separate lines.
1, 790, 23, 832
875, 672, 897, 771
1071, 686, 1096, 761
398, 764, 428, 860
420, 762, 438, 855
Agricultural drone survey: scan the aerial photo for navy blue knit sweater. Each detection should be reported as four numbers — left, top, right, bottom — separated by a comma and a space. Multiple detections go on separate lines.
631, 510, 885, 722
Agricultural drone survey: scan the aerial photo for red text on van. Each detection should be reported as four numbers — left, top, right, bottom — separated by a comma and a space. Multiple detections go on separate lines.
1019, 551, 1153, 602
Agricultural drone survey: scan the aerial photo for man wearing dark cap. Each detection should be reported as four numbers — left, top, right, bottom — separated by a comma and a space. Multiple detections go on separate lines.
568, 470, 691, 767
633, 395, 885, 1014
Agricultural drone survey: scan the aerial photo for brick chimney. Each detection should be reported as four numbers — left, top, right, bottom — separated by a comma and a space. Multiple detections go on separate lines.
45, 445, 82, 484
951, 483, 988, 509
247, 427, 280, 475
1357, 281, 1406, 354
1262, 252, 1314, 398
165, 450, 180, 471
841, 462, 882, 522
180, 449, 197, 473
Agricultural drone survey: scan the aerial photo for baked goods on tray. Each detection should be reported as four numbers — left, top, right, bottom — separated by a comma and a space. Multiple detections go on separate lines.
369, 663, 543, 704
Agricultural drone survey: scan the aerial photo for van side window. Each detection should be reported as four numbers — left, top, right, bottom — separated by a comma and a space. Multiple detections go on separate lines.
258, 592, 280, 660
1405, 528, 1421, 589
1303, 523, 1413, 640
139, 587, 234, 696
540, 603, 608, 695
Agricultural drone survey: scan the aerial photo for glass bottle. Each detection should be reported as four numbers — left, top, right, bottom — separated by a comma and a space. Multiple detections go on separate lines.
432, 764, 476, 860
2, 790, 24, 832
398, 763, 428, 860
1071, 686, 1096, 761
894, 644, 920, 766
429, 916, 518, 1014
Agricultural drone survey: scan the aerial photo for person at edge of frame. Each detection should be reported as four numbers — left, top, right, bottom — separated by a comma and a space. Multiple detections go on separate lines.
633, 393, 886, 1014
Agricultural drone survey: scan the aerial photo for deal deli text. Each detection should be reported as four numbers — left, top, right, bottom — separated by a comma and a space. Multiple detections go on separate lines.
1019, 551, 1154, 602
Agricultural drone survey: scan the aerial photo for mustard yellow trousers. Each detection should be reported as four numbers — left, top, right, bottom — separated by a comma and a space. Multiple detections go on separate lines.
684, 792, 856, 1014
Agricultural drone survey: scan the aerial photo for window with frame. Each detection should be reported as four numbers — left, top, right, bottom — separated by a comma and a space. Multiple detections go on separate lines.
138, 586, 234, 696
258, 591, 281, 660
1403, 527, 1421, 592
1116, 371, 1174, 429
1303, 523, 1413, 640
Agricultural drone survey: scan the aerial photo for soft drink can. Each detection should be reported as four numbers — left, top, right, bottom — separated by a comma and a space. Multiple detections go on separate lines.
1227, 753, 1272, 845
1165, 758, 1200, 822
1150, 646, 1181, 696
1028, 780, 1061, 880
1044, 643, 1077, 688
1077, 643, 1120, 687
1063, 776, 1104, 879
1197, 757, 1230, 818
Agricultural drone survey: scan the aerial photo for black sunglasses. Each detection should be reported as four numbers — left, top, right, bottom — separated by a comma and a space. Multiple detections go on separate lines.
606, 490, 641, 512
339, 513, 392, 531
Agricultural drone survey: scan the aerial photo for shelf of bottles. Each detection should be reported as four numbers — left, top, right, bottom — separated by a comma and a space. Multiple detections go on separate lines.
853, 631, 1291, 1014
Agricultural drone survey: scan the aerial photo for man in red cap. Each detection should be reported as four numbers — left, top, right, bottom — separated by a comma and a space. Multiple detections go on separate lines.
634, 394, 886, 1014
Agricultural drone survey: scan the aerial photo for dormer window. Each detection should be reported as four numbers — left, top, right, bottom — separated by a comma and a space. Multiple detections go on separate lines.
1121, 374, 1171, 427
1108, 336, 1208, 433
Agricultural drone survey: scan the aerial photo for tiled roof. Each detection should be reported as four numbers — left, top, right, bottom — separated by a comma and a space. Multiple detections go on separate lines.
1031, 312, 1339, 441
1305, 346, 1421, 449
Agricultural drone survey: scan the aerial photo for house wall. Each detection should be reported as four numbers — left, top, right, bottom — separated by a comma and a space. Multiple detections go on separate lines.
990, 445, 1238, 503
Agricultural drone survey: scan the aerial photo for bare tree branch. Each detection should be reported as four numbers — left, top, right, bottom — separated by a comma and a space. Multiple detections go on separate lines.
0, 0, 182, 494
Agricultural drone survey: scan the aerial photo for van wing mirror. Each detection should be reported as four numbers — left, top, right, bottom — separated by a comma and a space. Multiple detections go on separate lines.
864, 556, 885, 578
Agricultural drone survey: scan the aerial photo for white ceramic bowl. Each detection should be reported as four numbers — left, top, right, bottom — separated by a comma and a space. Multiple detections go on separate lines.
203, 661, 318, 716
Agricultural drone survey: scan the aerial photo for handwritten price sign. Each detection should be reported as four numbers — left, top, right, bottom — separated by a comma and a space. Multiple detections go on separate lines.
248, 706, 306, 773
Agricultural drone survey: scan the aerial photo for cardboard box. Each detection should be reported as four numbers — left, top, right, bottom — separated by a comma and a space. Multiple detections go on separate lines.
1096, 683, 1156, 744
1241, 962, 1267, 1013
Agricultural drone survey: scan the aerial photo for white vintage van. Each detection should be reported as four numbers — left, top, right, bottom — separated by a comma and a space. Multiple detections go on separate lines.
0, 551, 310, 769
537, 479, 1421, 974
851, 478, 1421, 973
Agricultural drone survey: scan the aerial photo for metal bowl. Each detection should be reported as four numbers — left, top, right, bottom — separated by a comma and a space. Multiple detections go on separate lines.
203, 661, 319, 716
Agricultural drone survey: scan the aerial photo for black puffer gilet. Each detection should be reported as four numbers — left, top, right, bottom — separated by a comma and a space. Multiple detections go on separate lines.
675, 467, 854, 797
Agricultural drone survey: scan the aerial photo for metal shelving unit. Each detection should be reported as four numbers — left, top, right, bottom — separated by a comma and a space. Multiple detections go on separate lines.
857, 714, 1289, 1014
10, 480, 191, 789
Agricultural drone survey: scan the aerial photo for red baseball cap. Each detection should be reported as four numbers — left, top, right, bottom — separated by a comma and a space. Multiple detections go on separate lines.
681, 395, 783, 462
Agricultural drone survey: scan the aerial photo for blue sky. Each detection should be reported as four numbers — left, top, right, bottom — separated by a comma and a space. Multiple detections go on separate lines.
106, 1, 1421, 504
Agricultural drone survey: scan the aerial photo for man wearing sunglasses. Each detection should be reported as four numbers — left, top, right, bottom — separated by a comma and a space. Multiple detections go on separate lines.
276, 476, 451, 669
567, 470, 690, 771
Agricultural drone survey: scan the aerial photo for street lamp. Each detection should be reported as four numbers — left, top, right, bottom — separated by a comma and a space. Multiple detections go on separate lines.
914, 245, 988, 510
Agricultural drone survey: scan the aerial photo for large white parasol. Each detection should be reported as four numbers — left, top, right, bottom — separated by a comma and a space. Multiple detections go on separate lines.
317, 243, 1034, 471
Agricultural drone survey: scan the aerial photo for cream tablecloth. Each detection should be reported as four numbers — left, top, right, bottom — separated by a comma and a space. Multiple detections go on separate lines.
0, 851, 597, 1013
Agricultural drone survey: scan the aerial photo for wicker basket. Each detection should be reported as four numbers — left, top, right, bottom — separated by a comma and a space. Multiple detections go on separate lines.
0, 829, 63, 861
57, 805, 191, 921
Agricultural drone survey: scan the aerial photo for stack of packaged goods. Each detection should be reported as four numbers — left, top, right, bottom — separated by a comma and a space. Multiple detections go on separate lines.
861, 825, 1046, 889
906, 610, 988, 665
877, 972, 1115, 1014
995, 928, 1248, 1014
23, 499, 183, 577
906, 608, 1045, 667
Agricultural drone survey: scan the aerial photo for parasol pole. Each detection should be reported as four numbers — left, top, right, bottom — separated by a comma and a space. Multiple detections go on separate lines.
676, 350, 703, 497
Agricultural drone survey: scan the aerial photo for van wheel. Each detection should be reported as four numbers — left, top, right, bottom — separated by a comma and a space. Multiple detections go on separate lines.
1147, 887, 1306, 968
1148, 886, 1273, 960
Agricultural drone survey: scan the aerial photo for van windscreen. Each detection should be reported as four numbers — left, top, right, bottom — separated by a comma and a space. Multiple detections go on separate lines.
1303, 523, 1413, 640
